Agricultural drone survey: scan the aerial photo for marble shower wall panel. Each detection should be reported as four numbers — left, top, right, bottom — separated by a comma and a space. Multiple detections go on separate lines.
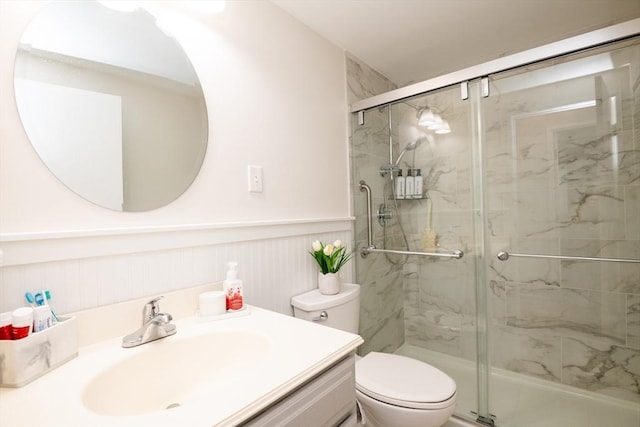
405, 309, 463, 357
505, 285, 627, 345
351, 105, 406, 355
484, 43, 640, 402
394, 87, 477, 361
489, 279, 565, 383
352, 106, 391, 247
356, 252, 404, 355
405, 256, 478, 359
348, 54, 406, 356
562, 337, 640, 402
626, 185, 640, 239
557, 126, 638, 188
345, 54, 397, 105
556, 186, 627, 240
490, 324, 563, 382
561, 239, 640, 293
489, 237, 561, 287
628, 294, 640, 349
416, 258, 476, 320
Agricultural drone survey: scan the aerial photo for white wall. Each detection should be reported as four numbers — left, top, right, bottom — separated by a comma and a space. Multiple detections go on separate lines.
1, 0, 350, 233
0, 0, 354, 314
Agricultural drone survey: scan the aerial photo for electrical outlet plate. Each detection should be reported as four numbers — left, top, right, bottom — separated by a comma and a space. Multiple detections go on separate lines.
248, 165, 263, 193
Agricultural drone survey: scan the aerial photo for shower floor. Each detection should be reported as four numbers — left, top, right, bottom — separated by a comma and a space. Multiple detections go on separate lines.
395, 344, 640, 427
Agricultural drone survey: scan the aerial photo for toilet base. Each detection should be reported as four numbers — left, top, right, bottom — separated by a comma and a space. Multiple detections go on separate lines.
356, 389, 456, 427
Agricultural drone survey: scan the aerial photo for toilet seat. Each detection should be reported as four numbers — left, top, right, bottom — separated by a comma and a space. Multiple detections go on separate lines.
356, 352, 456, 410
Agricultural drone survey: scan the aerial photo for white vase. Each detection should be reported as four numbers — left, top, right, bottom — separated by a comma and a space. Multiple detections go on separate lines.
317, 272, 342, 295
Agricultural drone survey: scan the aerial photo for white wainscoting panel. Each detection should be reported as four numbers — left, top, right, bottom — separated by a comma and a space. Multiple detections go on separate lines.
0, 220, 354, 316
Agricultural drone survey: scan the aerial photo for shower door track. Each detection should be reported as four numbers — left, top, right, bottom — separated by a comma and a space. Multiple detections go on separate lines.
350, 19, 640, 113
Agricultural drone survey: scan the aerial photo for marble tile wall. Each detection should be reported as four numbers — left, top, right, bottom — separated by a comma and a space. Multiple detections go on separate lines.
391, 90, 479, 363
346, 54, 405, 355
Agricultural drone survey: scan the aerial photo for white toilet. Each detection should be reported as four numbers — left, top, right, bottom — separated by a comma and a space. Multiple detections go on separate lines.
291, 283, 457, 427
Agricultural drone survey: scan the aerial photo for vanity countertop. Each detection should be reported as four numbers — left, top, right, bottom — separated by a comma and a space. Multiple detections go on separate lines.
0, 305, 363, 427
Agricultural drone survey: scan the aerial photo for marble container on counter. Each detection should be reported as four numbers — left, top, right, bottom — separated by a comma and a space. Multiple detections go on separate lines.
0, 316, 77, 387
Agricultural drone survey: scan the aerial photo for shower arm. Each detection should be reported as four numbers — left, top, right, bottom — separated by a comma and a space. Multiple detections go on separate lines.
358, 180, 464, 260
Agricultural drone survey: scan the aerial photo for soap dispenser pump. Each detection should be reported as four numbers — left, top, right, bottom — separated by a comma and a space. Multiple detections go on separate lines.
223, 262, 244, 311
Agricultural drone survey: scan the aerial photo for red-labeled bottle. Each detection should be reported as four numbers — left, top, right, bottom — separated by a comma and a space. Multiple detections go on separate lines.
0, 312, 11, 340
223, 262, 244, 311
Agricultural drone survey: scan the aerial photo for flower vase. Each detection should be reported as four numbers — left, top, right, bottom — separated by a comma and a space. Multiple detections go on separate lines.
318, 272, 342, 295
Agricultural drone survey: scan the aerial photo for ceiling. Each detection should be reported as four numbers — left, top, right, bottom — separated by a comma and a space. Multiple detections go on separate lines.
271, 0, 640, 88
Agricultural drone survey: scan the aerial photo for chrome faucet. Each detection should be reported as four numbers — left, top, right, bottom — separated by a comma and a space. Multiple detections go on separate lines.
122, 296, 177, 348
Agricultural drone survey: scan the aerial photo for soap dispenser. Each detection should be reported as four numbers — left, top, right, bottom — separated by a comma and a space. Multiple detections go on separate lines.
223, 262, 244, 311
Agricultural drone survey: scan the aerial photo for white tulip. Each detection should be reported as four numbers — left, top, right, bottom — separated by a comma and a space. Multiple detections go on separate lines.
323, 244, 334, 256
312, 240, 322, 252
333, 239, 343, 248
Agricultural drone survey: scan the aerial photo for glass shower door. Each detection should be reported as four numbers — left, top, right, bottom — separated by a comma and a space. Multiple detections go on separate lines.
351, 82, 483, 422
482, 39, 640, 427
383, 85, 483, 424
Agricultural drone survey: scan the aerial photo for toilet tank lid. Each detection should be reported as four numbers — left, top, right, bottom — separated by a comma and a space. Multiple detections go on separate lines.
291, 283, 360, 311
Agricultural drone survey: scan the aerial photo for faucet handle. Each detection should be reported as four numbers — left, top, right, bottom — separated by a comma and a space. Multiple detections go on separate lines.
143, 296, 164, 323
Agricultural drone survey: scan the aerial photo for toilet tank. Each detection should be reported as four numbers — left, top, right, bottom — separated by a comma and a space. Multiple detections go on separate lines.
291, 283, 360, 334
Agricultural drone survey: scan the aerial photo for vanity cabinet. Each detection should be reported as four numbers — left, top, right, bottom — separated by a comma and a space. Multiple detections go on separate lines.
241, 354, 357, 427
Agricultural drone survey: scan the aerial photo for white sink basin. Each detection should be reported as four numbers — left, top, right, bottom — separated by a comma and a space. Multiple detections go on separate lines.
0, 304, 362, 427
82, 330, 270, 416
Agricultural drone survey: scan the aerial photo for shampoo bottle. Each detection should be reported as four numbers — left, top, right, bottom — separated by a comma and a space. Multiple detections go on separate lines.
223, 262, 244, 311
405, 168, 415, 198
414, 168, 423, 199
395, 169, 405, 199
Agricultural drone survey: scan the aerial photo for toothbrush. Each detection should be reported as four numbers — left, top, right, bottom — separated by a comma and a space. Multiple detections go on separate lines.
44, 290, 60, 322
24, 292, 36, 307
34, 292, 45, 306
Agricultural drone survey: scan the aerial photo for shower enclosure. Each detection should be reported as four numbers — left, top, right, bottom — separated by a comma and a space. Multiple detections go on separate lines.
351, 32, 640, 427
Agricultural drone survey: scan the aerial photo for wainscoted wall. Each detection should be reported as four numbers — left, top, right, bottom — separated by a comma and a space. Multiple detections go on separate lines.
0, 222, 353, 316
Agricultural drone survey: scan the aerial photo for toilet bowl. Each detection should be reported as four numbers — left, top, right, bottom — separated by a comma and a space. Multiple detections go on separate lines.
355, 351, 456, 427
291, 284, 457, 427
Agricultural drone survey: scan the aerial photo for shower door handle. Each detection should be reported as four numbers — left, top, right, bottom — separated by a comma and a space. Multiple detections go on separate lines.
497, 250, 639, 264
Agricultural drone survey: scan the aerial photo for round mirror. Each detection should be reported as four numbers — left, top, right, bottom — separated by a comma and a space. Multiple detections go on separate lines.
14, 1, 208, 212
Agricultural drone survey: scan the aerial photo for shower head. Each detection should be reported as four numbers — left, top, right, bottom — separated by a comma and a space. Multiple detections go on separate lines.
405, 138, 422, 151
394, 138, 424, 166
